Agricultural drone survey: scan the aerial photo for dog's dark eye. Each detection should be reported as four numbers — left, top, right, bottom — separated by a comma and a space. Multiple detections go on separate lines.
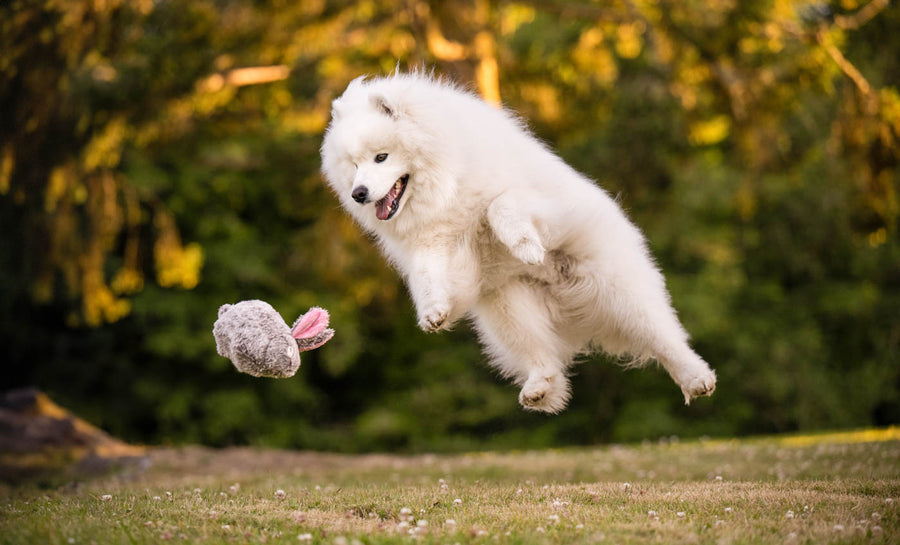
374, 153, 388, 163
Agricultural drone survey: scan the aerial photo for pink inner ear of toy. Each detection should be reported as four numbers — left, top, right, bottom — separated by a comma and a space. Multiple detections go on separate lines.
292, 307, 329, 339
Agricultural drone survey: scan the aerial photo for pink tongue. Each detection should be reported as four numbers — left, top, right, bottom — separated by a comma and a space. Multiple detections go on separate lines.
375, 188, 397, 220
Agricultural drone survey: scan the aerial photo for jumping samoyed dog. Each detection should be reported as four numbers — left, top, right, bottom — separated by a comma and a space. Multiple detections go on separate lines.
321, 73, 716, 413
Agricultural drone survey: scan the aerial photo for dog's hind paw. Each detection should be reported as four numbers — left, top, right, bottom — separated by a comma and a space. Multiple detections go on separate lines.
681, 370, 716, 405
519, 373, 570, 414
417, 305, 450, 333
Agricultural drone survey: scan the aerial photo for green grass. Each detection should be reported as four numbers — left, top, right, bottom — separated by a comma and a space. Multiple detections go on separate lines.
2, 429, 898, 544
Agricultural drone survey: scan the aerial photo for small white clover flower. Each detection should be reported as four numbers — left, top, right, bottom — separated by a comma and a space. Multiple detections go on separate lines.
515, 488, 523, 495
535, 526, 545, 533
548, 514, 560, 524
476, 529, 488, 536
193, 488, 201, 494
785, 510, 795, 519
453, 498, 462, 506
153, 495, 161, 501
872, 526, 883, 536
297, 533, 312, 541
396, 521, 409, 532
833, 524, 844, 532
100, 495, 112, 502
228, 484, 239, 495
724, 507, 733, 514
676, 512, 686, 518
221, 524, 231, 530
444, 519, 456, 527
274, 489, 287, 500
872, 512, 882, 521
575, 524, 584, 530
416, 519, 428, 528
622, 482, 632, 491
715, 475, 723, 481
647, 510, 658, 519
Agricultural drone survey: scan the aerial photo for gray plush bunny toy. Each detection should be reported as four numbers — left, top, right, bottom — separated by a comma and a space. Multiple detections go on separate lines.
213, 300, 334, 378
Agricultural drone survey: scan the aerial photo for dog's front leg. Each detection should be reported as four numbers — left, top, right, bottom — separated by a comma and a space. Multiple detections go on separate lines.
407, 249, 454, 332
487, 191, 546, 265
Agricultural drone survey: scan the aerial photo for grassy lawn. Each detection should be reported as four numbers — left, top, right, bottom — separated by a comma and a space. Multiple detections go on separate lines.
1, 428, 898, 544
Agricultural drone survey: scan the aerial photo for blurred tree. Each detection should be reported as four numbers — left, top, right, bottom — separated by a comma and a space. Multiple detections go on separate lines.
2, 0, 897, 450
4, 0, 192, 325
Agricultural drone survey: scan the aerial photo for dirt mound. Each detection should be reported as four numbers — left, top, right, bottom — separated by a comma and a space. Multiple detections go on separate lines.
0, 388, 147, 483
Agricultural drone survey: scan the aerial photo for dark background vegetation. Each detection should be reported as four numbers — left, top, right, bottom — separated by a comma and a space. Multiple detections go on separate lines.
1, 0, 898, 452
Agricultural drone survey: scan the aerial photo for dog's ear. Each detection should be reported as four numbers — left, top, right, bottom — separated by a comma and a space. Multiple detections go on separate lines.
330, 99, 344, 120
346, 75, 368, 91
331, 76, 370, 120
370, 93, 399, 120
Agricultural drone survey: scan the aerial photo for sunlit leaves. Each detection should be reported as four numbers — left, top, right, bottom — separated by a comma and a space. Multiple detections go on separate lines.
2, 0, 898, 448
688, 115, 731, 146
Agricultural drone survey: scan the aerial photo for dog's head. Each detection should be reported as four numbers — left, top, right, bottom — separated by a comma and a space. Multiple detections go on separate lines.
321, 77, 426, 224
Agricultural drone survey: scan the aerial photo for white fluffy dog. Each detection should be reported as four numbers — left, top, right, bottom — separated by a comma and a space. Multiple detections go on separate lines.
321, 73, 716, 413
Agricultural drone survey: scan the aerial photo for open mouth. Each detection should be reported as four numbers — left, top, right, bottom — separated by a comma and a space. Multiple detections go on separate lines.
375, 174, 409, 221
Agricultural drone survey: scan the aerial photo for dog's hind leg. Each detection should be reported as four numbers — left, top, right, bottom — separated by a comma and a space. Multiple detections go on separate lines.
626, 290, 717, 405
651, 339, 717, 405
587, 271, 717, 404
471, 280, 573, 413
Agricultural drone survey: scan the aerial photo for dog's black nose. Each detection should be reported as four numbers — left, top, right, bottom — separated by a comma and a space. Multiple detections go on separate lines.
351, 185, 369, 203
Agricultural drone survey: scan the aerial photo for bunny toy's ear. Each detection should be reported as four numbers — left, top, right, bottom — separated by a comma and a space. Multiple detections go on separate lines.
292, 307, 335, 352
291, 307, 330, 339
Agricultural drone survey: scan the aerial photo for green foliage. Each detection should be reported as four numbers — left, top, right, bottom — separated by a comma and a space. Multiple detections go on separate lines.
2, 0, 898, 451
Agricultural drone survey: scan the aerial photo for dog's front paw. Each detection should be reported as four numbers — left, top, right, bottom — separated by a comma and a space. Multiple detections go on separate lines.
681, 369, 716, 405
518, 373, 570, 414
511, 237, 545, 265
417, 305, 450, 333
